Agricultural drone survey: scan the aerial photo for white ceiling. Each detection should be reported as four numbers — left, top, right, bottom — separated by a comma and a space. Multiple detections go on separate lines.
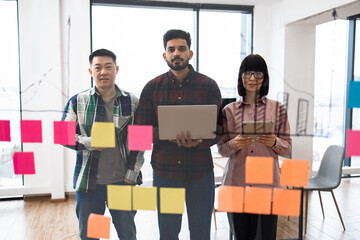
155, 0, 280, 6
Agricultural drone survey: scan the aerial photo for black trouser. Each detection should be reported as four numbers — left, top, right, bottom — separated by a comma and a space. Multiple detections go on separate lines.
228, 213, 278, 240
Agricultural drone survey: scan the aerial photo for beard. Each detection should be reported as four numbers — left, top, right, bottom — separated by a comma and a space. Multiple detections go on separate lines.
166, 57, 189, 71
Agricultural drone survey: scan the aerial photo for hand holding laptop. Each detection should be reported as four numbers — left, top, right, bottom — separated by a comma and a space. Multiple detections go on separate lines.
169, 130, 203, 148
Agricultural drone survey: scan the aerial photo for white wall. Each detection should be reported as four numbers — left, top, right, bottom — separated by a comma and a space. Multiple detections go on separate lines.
253, 0, 359, 166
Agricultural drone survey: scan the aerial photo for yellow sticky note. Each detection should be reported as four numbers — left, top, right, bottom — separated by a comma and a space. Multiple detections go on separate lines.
107, 185, 132, 210
91, 122, 115, 148
133, 186, 157, 211
160, 187, 185, 214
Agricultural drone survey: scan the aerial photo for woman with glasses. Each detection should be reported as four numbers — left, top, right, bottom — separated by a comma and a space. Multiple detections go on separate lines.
217, 54, 292, 239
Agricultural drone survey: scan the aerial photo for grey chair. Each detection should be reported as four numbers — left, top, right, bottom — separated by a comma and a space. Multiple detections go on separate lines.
304, 145, 346, 233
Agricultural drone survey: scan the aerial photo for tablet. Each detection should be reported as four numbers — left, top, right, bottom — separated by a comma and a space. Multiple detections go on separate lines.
157, 105, 217, 140
242, 121, 274, 139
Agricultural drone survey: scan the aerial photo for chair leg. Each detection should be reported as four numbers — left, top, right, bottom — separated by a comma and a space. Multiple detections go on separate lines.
213, 207, 217, 230
318, 191, 325, 219
330, 190, 346, 231
304, 190, 309, 234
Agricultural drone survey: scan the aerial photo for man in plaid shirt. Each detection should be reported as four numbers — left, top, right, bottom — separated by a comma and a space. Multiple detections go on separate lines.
62, 49, 142, 240
133, 29, 222, 240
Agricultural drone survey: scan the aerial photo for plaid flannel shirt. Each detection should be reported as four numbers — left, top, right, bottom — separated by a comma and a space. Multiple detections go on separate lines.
62, 85, 143, 192
133, 65, 222, 180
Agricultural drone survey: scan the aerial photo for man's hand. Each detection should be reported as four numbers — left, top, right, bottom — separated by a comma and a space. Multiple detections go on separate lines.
94, 147, 105, 151
234, 135, 253, 150
257, 134, 277, 147
169, 131, 203, 148
124, 178, 136, 185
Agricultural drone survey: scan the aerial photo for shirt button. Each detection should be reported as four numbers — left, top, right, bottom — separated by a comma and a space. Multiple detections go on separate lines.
251, 150, 254, 153
179, 84, 182, 87
178, 97, 181, 100
178, 161, 181, 164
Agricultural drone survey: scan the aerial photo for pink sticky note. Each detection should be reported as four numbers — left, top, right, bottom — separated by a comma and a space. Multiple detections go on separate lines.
21, 120, 42, 143
53, 121, 76, 146
13, 152, 36, 174
128, 125, 153, 151
0, 120, 11, 141
346, 129, 360, 157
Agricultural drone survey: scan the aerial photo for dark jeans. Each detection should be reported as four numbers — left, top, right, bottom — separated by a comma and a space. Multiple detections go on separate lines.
228, 212, 278, 240
153, 171, 215, 240
76, 181, 137, 240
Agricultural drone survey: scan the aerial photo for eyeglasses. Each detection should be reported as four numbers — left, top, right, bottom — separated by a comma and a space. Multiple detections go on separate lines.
242, 71, 264, 79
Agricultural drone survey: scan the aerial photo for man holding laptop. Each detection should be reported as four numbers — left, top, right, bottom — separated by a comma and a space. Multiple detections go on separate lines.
132, 29, 222, 239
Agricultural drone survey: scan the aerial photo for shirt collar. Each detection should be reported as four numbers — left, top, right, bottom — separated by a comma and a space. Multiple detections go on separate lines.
238, 96, 267, 107
90, 84, 127, 97
167, 64, 195, 83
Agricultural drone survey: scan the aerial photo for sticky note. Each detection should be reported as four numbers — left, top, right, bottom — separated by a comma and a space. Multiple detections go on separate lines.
348, 81, 360, 108
133, 186, 157, 211
53, 121, 76, 146
107, 185, 132, 210
13, 152, 35, 174
280, 159, 309, 187
90, 122, 115, 148
245, 156, 273, 184
244, 187, 272, 215
346, 129, 360, 157
0, 120, 11, 141
272, 188, 301, 216
217, 185, 244, 213
128, 125, 153, 151
160, 188, 185, 214
87, 213, 111, 239
20, 120, 42, 143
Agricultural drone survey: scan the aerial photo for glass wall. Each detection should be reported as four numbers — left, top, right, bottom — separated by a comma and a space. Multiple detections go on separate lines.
313, 19, 348, 170
350, 18, 360, 167
199, 10, 252, 98
92, 3, 253, 181
0, 0, 22, 189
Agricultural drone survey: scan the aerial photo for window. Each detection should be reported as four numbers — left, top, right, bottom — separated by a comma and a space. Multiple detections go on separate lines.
0, 0, 22, 188
91, 2, 253, 181
313, 19, 348, 170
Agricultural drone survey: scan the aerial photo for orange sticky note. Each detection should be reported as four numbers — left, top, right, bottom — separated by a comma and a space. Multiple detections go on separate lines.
272, 188, 301, 216
244, 187, 272, 215
217, 185, 244, 213
107, 185, 132, 210
160, 188, 185, 214
245, 156, 273, 184
128, 125, 153, 151
87, 213, 111, 239
280, 159, 309, 187
133, 186, 157, 211
21, 120, 42, 143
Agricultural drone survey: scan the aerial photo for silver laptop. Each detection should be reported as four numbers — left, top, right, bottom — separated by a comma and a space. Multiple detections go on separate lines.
157, 105, 218, 140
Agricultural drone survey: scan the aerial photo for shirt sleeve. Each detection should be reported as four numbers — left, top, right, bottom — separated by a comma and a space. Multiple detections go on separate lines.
217, 106, 239, 157
125, 94, 145, 183
272, 103, 292, 156
61, 95, 94, 151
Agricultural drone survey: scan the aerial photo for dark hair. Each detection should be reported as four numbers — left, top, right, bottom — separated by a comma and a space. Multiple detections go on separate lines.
163, 29, 191, 49
237, 54, 269, 98
89, 48, 117, 64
